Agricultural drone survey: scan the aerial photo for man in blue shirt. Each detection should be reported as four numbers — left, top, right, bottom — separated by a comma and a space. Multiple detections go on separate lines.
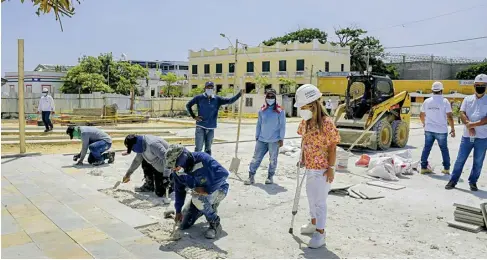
446, 74, 487, 191
244, 88, 286, 185
165, 144, 229, 239
186, 81, 243, 155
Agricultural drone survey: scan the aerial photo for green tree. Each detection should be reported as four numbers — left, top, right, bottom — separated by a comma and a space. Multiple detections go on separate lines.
278, 78, 297, 94
456, 62, 487, 79
160, 72, 185, 97
2, 0, 80, 31
218, 87, 234, 96
60, 53, 148, 95
254, 75, 269, 93
262, 28, 328, 46
188, 85, 205, 97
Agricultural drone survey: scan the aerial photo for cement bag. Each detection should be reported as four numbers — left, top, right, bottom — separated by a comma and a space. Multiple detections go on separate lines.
336, 147, 351, 170
279, 145, 295, 154
368, 156, 393, 169
392, 155, 417, 175
355, 154, 371, 168
367, 163, 399, 181
394, 149, 412, 160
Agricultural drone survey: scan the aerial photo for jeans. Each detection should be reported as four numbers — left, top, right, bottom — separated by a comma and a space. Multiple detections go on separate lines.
420, 131, 450, 170
180, 190, 226, 229
141, 159, 173, 197
195, 127, 214, 155
306, 169, 331, 230
450, 137, 487, 184
88, 140, 111, 162
249, 141, 279, 178
41, 111, 53, 130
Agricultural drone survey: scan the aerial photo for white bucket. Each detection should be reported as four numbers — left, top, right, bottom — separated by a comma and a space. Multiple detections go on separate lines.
337, 156, 349, 171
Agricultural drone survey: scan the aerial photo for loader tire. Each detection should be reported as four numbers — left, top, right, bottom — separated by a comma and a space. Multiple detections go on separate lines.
374, 120, 393, 150
392, 120, 409, 148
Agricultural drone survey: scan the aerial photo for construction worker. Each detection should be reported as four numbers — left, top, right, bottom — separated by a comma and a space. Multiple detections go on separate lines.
325, 99, 332, 116
186, 81, 244, 155
67, 126, 115, 166
295, 84, 340, 249
165, 144, 229, 239
37, 88, 55, 132
419, 81, 455, 174
121, 134, 173, 198
446, 74, 487, 191
245, 88, 286, 185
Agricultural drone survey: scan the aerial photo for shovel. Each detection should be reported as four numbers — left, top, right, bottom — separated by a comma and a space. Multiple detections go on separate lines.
229, 89, 245, 174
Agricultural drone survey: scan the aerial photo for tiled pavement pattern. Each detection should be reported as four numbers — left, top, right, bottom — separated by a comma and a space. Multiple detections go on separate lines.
1, 156, 182, 259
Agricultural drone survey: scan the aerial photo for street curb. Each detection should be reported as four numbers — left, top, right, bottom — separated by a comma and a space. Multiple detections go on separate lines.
1, 152, 42, 159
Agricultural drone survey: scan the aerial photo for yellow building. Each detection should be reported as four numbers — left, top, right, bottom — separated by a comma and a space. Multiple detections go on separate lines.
188, 39, 350, 94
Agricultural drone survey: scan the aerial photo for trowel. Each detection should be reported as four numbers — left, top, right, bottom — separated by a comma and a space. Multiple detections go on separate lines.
112, 180, 122, 189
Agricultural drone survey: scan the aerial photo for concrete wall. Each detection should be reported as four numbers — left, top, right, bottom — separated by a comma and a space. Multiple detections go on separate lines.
391, 61, 481, 80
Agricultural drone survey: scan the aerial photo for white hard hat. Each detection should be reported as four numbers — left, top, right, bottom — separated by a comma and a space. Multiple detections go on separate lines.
294, 84, 322, 108
42, 88, 48, 92
431, 81, 443, 91
474, 74, 487, 84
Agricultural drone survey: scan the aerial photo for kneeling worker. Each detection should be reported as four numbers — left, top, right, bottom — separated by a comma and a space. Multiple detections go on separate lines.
122, 134, 173, 198
165, 144, 229, 239
67, 126, 115, 166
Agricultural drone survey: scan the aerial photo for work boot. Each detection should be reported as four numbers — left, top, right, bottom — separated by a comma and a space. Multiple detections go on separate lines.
265, 176, 273, 184
441, 169, 450, 175
243, 175, 255, 185
92, 160, 105, 166
469, 183, 478, 191
204, 216, 222, 239
420, 168, 433, 174
445, 181, 456, 190
135, 180, 154, 192
107, 152, 115, 164
300, 223, 316, 235
44, 129, 49, 133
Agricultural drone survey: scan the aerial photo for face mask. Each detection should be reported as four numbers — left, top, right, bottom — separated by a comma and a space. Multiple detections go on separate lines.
205, 89, 213, 97
175, 167, 185, 176
300, 109, 313, 120
475, 86, 486, 95
42, 92, 48, 96
266, 99, 275, 105
72, 128, 81, 140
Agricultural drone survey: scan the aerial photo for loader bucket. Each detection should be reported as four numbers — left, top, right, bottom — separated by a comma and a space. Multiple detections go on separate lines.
338, 128, 378, 150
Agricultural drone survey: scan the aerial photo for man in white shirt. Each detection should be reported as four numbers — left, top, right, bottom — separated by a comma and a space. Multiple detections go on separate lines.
325, 99, 332, 116
37, 88, 55, 132
446, 74, 487, 191
419, 82, 455, 174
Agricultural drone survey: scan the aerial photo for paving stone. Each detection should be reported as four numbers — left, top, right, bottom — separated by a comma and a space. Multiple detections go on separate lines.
6, 202, 43, 219
1, 231, 32, 248
14, 183, 45, 199
67, 227, 109, 244
447, 220, 484, 233
366, 180, 405, 190
454, 216, 485, 226
454, 210, 484, 220
15, 214, 59, 234
29, 229, 77, 251
481, 202, 487, 226
43, 207, 93, 232
0, 242, 48, 259
47, 189, 84, 204
96, 222, 145, 243
121, 236, 183, 259
1, 210, 21, 235
81, 238, 136, 259
94, 198, 157, 228
1, 194, 31, 207
43, 243, 94, 259
453, 203, 482, 213
67, 202, 122, 226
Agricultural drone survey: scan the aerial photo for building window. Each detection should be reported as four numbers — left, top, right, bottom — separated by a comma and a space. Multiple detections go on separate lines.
148, 62, 157, 69
9, 85, 15, 94
216, 63, 223, 73
191, 85, 198, 89
204, 64, 210, 74
169, 65, 175, 70
229, 63, 235, 73
179, 65, 189, 71
191, 65, 198, 75
296, 59, 305, 71
341, 64, 344, 72
247, 62, 254, 73
262, 61, 270, 72
163, 65, 169, 71
25, 84, 32, 93
216, 84, 223, 93
229, 84, 234, 89
245, 97, 253, 107
264, 84, 272, 92
279, 60, 287, 72
325, 62, 330, 72
245, 82, 256, 93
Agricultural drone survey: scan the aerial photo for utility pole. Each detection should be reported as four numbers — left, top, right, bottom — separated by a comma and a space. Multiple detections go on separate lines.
17, 39, 26, 154
107, 65, 110, 87
309, 65, 314, 84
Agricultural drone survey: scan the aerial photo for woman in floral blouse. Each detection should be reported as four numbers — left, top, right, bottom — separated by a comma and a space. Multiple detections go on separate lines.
294, 84, 340, 249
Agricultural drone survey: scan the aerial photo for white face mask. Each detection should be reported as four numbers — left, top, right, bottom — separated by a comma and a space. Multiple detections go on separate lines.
205, 89, 214, 97
266, 99, 275, 105
42, 92, 48, 96
300, 109, 313, 120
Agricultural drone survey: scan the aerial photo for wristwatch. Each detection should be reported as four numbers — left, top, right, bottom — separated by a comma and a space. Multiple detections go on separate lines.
329, 166, 336, 170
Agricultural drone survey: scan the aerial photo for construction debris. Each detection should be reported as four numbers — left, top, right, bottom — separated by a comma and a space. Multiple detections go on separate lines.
448, 203, 486, 233
366, 180, 406, 190
345, 185, 385, 200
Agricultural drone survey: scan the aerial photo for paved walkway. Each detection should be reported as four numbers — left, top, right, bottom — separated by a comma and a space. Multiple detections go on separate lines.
1, 156, 181, 259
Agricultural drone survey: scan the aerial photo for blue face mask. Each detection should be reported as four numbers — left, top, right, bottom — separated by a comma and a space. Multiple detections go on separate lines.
205, 89, 214, 96
266, 99, 275, 105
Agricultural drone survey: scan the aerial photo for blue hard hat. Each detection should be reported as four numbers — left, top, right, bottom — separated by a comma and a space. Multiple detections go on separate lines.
205, 81, 214, 87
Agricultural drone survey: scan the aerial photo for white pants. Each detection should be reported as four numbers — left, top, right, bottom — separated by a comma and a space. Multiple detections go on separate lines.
305, 169, 331, 230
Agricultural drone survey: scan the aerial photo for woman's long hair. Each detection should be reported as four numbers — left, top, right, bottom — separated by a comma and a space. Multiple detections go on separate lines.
306, 99, 328, 133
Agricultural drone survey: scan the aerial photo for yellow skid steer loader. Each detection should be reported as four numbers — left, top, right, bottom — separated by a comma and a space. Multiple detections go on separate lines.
333, 74, 411, 150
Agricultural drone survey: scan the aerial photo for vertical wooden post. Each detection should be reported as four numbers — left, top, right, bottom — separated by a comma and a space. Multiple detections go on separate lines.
18, 39, 26, 154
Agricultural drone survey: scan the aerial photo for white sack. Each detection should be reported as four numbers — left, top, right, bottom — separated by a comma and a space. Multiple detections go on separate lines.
367, 163, 399, 181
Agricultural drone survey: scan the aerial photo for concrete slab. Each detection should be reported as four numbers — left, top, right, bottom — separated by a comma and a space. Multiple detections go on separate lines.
366, 180, 405, 190
43, 243, 93, 259
121, 236, 183, 259
15, 214, 59, 234
481, 203, 487, 227
453, 203, 482, 214
454, 210, 485, 220
94, 198, 158, 228
96, 222, 145, 243
81, 238, 136, 259
67, 227, 110, 244
0, 242, 48, 259
1, 209, 21, 235
1, 231, 32, 249
447, 220, 484, 233
454, 216, 485, 226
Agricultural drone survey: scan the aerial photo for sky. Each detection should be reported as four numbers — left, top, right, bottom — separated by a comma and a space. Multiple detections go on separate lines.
1, 0, 487, 74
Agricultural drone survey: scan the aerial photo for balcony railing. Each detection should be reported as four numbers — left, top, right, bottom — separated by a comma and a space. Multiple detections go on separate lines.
294, 71, 306, 77
214, 73, 223, 78
276, 71, 288, 77
245, 72, 255, 77
260, 72, 271, 77
203, 74, 211, 79
227, 72, 235, 77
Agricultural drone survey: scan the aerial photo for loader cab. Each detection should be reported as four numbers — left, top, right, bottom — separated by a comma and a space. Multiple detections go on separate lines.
345, 75, 394, 119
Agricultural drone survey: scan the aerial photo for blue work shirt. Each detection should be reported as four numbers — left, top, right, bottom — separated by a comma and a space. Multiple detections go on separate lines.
460, 94, 487, 138
186, 92, 242, 129
173, 152, 230, 213
256, 104, 286, 143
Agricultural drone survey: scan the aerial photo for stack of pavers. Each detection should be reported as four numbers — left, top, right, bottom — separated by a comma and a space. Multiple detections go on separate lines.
447, 202, 487, 233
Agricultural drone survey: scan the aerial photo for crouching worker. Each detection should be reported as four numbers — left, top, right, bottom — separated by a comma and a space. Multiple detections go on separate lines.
165, 144, 229, 239
121, 135, 173, 198
67, 126, 115, 166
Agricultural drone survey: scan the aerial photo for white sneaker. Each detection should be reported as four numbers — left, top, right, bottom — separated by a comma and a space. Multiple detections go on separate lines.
308, 232, 326, 249
300, 223, 316, 234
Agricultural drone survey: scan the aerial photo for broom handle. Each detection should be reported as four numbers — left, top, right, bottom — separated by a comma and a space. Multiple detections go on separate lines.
234, 90, 245, 157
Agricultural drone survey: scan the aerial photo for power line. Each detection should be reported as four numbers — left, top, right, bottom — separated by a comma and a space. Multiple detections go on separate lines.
384, 36, 487, 49
368, 4, 487, 32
